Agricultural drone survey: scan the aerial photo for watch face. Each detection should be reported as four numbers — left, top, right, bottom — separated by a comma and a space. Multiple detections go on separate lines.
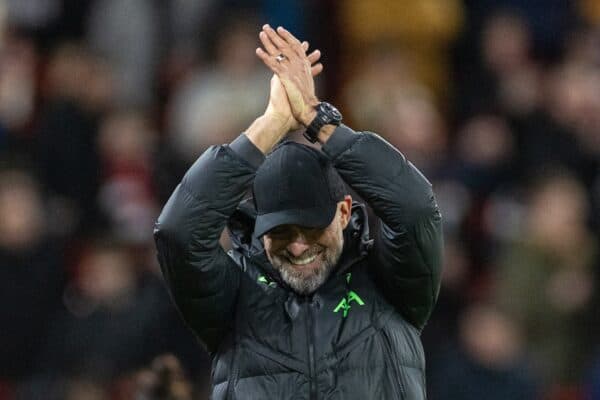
320, 102, 342, 123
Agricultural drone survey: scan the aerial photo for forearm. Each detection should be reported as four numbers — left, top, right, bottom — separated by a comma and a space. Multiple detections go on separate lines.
322, 125, 436, 228
245, 113, 291, 154
155, 113, 286, 288
155, 145, 255, 292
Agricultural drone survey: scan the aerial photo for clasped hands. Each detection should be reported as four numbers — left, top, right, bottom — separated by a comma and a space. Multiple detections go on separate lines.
255, 25, 323, 135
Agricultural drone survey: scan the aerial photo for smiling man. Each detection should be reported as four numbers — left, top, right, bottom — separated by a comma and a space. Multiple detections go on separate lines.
154, 25, 443, 400
254, 141, 350, 295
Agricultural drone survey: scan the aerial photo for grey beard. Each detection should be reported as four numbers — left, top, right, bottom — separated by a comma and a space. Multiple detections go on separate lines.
274, 247, 342, 295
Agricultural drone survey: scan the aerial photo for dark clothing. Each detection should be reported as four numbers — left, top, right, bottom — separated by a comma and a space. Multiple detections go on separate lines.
0, 241, 64, 380
154, 125, 443, 399
429, 345, 537, 400
35, 274, 183, 381
35, 99, 103, 234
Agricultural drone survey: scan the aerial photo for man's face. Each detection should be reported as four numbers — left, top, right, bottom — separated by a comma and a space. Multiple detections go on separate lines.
263, 197, 352, 295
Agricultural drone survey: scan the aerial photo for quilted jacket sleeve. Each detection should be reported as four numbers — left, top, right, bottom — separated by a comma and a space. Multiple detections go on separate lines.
322, 125, 443, 331
153, 138, 261, 351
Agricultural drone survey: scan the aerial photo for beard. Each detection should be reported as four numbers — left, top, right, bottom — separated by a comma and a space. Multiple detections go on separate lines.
269, 242, 343, 295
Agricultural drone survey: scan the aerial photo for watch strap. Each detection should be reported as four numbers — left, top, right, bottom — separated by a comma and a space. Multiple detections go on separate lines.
303, 102, 342, 143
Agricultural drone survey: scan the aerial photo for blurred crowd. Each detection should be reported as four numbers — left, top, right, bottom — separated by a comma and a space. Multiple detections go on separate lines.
0, 1, 599, 399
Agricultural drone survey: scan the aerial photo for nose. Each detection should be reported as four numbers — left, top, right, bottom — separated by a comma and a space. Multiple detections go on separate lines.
286, 234, 310, 257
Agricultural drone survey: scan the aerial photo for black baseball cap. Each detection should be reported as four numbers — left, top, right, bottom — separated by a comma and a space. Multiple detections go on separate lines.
253, 141, 346, 237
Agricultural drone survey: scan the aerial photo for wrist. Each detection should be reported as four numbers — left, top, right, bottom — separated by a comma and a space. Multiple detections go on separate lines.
316, 125, 336, 144
300, 98, 320, 126
245, 113, 290, 154
302, 102, 343, 144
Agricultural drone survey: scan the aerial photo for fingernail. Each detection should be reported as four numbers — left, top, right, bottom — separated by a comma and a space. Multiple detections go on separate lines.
277, 26, 284, 31
263, 24, 270, 29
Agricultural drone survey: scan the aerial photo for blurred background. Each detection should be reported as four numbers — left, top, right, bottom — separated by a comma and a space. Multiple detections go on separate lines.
0, 0, 599, 399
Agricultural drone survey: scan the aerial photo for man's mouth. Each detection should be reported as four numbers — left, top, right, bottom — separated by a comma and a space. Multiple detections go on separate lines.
283, 250, 323, 267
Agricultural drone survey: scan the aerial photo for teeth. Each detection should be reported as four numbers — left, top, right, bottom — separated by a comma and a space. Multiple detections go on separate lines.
289, 254, 317, 265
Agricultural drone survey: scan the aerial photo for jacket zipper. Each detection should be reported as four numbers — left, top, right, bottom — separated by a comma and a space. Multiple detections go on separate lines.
305, 301, 318, 400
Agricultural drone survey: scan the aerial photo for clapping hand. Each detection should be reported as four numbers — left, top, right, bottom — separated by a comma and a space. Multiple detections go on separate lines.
256, 25, 322, 128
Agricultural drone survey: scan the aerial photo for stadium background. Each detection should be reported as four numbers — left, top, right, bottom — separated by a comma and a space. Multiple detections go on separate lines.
0, 0, 599, 399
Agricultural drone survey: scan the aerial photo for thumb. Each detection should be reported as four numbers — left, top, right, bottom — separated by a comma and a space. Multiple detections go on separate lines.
268, 74, 288, 107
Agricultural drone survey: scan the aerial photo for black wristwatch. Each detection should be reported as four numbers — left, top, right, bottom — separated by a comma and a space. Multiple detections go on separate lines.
303, 102, 342, 143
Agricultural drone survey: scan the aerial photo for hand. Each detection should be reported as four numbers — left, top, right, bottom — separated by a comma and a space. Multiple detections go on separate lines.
263, 40, 321, 132
245, 41, 322, 155
256, 25, 322, 126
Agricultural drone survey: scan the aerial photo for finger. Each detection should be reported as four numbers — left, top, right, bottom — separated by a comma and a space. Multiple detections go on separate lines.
256, 47, 283, 73
259, 31, 279, 56
276, 26, 302, 46
262, 24, 292, 56
307, 49, 321, 65
311, 63, 323, 77
277, 26, 306, 57
301, 41, 309, 52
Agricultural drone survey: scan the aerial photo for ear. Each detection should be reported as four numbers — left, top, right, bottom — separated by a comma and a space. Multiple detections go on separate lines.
338, 195, 353, 229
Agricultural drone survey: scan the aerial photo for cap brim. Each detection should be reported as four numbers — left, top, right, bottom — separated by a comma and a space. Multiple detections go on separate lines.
254, 203, 337, 238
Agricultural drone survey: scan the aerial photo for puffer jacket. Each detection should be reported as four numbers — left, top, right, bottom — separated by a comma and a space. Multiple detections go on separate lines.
154, 125, 443, 399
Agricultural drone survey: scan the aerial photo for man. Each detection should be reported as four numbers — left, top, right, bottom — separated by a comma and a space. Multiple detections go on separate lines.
154, 25, 443, 399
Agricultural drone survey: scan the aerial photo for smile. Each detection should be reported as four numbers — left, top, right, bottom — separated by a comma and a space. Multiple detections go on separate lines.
284, 251, 323, 266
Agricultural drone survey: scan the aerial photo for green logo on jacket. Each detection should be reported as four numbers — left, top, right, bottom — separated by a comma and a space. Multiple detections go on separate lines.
258, 275, 277, 288
334, 273, 365, 318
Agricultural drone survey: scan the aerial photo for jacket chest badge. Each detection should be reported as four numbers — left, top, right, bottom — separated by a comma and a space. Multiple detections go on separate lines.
258, 274, 277, 288
333, 273, 365, 318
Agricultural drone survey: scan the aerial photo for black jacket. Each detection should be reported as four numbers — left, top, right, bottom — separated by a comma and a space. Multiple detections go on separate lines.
154, 125, 443, 399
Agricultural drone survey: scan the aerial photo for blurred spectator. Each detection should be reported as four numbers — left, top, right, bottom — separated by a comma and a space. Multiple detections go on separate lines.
494, 172, 598, 390
446, 114, 515, 195
0, 170, 64, 380
338, 0, 464, 99
133, 354, 195, 400
97, 110, 159, 244
543, 61, 600, 180
167, 14, 269, 162
461, 0, 578, 60
168, 0, 216, 53
87, 0, 160, 107
342, 49, 446, 173
0, 33, 37, 153
35, 43, 113, 237
429, 303, 537, 400
423, 237, 471, 364
378, 86, 446, 174
36, 240, 175, 382
456, 10, 542, 120
342, 48, 414, 127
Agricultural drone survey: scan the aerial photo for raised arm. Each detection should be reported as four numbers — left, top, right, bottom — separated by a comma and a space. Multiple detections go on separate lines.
154, 141, 253, 352
155, 42, 324, 351
256, 25, 443, 330
322, 128, 443, 330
